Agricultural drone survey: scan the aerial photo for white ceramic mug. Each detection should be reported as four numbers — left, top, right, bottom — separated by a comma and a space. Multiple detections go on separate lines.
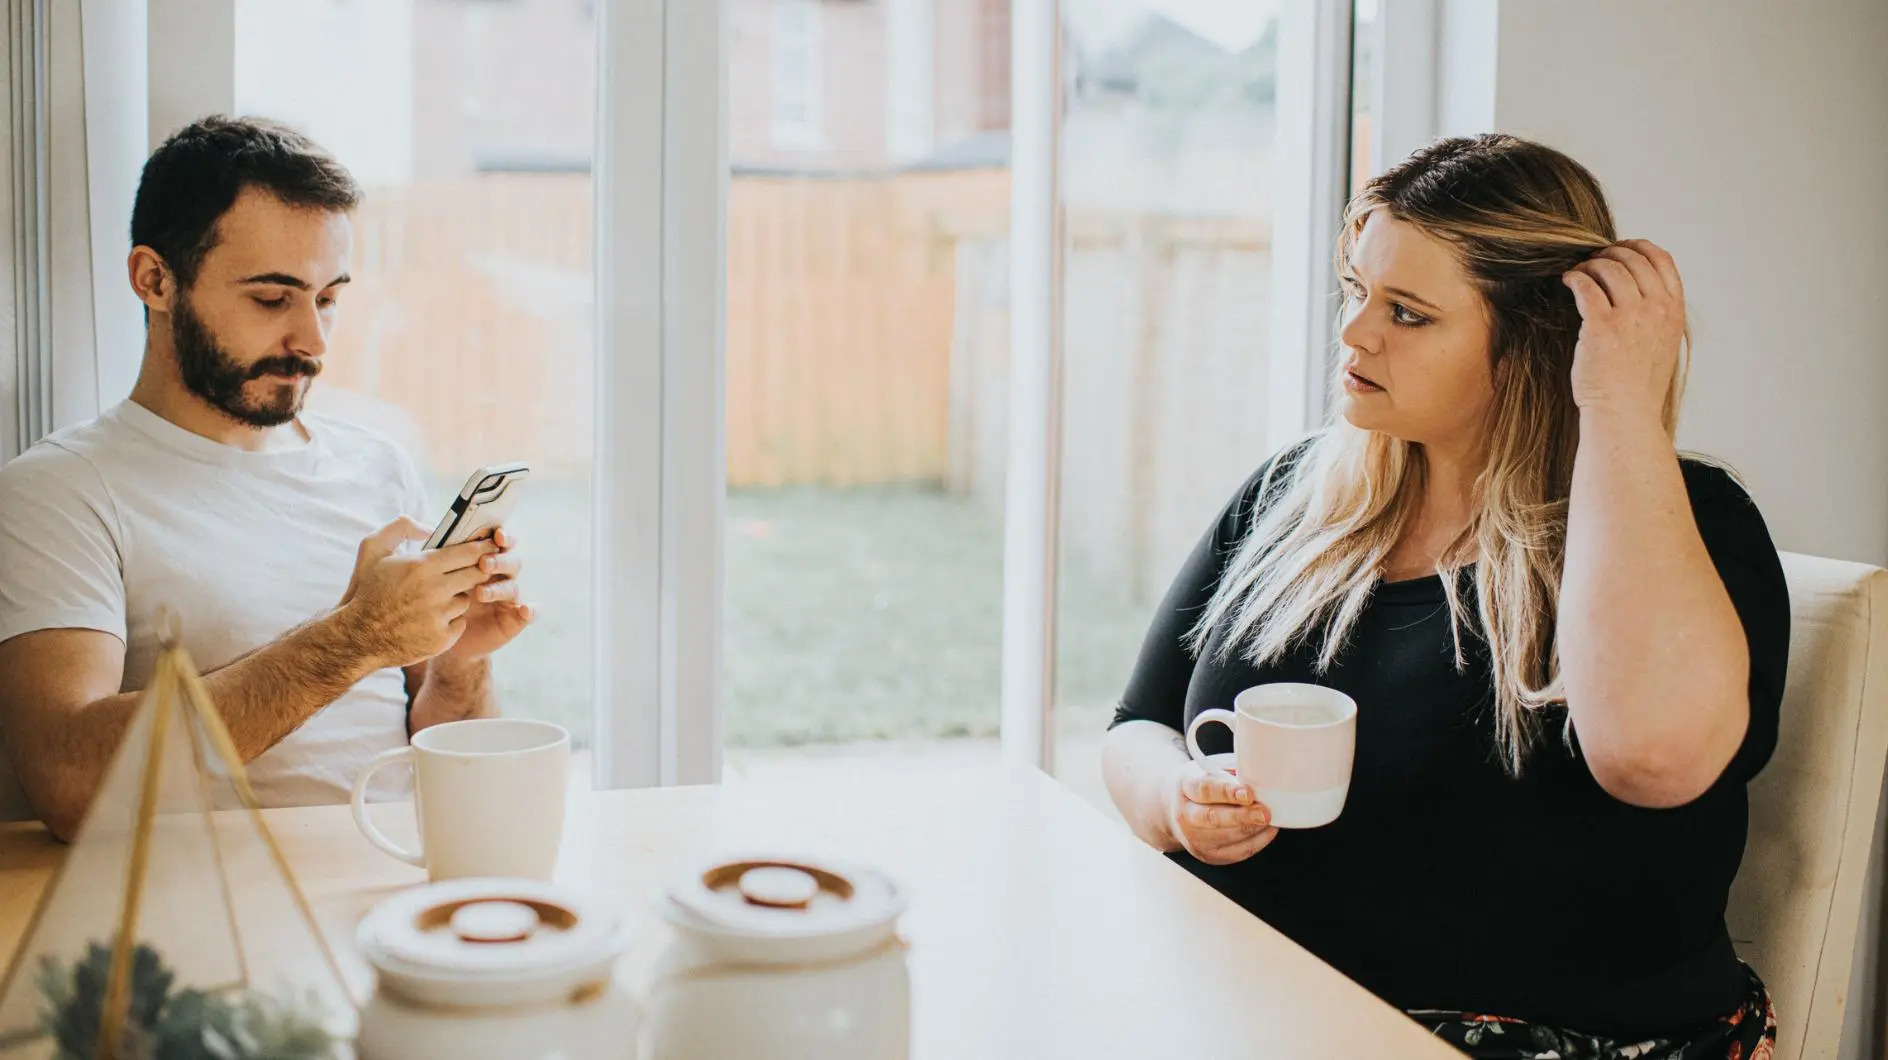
351, 717, 570, 881
1185, 683, 1358, 829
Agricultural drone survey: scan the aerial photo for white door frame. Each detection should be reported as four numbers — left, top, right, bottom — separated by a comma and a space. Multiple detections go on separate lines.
593, 0, 726, 789
1270, 0, 1357, 440
998, 0, 1064, 771
1372, 0, 1441, 168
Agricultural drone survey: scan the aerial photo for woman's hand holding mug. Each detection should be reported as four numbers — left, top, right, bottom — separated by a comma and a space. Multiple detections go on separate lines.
1167, 682, 1358, 865
1165, 765, 1278, 866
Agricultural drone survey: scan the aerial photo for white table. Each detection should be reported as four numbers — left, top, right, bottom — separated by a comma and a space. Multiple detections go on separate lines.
0, 763, 1460, 1059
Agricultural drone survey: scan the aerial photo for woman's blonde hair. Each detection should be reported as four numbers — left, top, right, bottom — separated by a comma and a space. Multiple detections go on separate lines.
1189, 133, 1686, 774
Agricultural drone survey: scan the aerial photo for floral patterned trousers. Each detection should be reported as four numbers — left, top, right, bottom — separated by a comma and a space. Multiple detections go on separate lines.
1407, 964, 1776, 1060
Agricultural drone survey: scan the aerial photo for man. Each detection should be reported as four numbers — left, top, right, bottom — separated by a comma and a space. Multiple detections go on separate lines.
0, 116, 532, 841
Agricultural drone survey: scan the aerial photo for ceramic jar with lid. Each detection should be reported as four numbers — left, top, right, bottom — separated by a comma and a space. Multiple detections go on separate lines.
640, 856, 910, 1060
355, 878, 639, 1060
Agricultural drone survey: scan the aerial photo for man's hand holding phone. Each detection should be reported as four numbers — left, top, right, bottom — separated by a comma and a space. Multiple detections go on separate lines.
335, 518, 530, 668
439, 523, 532, 661
336, 513, 532, 668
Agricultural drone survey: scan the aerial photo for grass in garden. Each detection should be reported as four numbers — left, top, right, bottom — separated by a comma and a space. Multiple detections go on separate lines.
470, 476, 1149, 751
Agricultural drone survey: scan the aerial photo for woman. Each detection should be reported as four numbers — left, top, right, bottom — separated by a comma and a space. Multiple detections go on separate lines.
1102, 134, 1785, 1059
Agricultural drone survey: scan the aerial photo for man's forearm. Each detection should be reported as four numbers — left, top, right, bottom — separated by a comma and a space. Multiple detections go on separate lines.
408, 655, 498, 735
87, 612, 383, 761
20, 611, 385, 839
199, 611, 391, 758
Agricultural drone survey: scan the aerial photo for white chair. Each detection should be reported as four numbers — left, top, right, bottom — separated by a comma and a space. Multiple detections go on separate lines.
1728, 551, 1888, 1060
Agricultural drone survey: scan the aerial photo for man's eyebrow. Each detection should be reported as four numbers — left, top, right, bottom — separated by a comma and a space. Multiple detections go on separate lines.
237, 272, 352, 289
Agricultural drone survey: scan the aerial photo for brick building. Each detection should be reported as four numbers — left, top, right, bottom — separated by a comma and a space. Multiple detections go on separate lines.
397, 0, 1013, 177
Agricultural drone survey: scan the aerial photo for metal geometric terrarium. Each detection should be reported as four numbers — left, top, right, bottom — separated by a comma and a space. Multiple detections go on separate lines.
0, 612, 356, 1059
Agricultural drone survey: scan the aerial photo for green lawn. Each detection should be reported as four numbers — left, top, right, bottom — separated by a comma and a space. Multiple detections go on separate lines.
465, 476, 1150, 751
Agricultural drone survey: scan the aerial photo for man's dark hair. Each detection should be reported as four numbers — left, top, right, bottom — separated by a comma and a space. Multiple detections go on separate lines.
130, 115, 361, 287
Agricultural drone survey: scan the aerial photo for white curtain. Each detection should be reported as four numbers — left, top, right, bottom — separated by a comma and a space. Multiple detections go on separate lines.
0, 0, 147, 821
1, 3, 44, 466
1, 0, 147, 468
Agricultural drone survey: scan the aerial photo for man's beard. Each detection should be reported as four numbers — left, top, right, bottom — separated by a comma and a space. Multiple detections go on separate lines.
172, 291, 321, 428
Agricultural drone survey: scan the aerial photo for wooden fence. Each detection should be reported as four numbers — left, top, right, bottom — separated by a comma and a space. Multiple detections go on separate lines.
323, 169, 1006, 486
727, 170, 1006, 486
318, 167, 1280, 600
317, 174, 595, 477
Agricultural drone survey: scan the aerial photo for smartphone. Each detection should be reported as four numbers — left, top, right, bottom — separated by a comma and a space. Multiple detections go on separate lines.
425, 462, 530, 550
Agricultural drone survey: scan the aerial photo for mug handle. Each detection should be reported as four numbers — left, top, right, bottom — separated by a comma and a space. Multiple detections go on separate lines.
351, 746, 425, 867
1185, 709, 1238, 766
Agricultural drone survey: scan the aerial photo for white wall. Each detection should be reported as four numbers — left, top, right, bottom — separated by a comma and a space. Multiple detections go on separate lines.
1433, 0, 1494, 137
149, 0, 234, 145
233, 0, 415, 188
82, 0, 149, 408
46, 1, 102, 430
1449, 4, 1888, 1056
1474, 0, 1888, 568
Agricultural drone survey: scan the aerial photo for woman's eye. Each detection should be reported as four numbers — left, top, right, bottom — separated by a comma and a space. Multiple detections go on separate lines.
1392, 303, 1431, 326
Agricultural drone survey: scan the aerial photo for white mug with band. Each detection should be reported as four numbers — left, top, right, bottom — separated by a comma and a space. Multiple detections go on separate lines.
1186, 683, 1358, 829
350, 717, 570, 881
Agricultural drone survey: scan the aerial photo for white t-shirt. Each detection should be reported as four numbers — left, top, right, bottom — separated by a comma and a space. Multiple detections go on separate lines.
0, 399, 428, 808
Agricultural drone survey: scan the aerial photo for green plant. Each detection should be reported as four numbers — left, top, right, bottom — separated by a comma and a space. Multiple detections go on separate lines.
36, 940, 339, 1060
36, 941, 168, 1059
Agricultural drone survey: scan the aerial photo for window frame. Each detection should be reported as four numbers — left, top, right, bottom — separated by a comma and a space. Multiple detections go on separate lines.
594, 0, 726, 788
1269, 0, 1359, 443
1004, 0, 1363, 770
997, 0, 1063, 769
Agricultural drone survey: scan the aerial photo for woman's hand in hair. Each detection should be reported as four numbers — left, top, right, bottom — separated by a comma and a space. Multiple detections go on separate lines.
1165, 768, 1279, 865
1563, 239, 1687, 423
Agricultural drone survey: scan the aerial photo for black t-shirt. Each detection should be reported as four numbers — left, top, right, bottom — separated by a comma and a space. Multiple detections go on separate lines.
1111, 446, 1790, 1040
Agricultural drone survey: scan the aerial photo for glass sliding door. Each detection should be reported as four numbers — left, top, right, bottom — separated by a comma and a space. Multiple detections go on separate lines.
1050, 0, 1357, 814
232, 0, 600, 758
720, 0, 1015, 782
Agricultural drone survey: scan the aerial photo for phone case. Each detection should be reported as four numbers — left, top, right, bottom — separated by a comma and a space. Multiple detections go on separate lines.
426, 463, 530, 549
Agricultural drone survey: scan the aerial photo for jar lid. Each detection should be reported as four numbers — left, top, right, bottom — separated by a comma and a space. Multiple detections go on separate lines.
663, 855, 904, 944
358, 878, 632, 1010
